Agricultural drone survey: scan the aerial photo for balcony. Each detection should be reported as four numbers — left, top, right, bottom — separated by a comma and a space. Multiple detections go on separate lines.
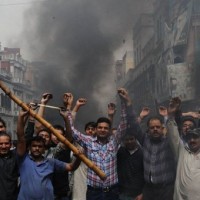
12, 77, 23, 84
0, 69, 12, 79
0, 107, 5, 113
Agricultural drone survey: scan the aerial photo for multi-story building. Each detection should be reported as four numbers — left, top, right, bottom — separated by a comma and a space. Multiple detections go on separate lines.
115, 50, 134, 88
118, 0, 200, 113
0, 46, 35, 139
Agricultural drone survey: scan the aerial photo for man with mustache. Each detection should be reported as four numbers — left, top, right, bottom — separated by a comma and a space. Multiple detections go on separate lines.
167, 98, 200, 200
0, 132, 19, 200
16, 109, 81, 200
126, 104, 176, 200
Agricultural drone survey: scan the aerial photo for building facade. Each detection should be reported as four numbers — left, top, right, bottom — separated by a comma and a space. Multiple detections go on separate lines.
0, 46, 36, 139
117, 0, 200, 113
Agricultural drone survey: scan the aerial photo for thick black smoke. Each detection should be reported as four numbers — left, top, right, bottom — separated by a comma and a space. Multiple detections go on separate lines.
22, 0, 153, 127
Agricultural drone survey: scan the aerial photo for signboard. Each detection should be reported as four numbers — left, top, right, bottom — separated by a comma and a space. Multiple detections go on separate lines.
167, 63, 195, 101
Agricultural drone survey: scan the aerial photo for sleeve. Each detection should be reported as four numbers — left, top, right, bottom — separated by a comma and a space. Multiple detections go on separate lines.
67, 112, 91, 148
126, 105, 145, 145
114, 102, 128, 144
174, 109, 183, 132
53, 158, 67, 172
166, 119, 182, 160
25, 121, 35, 142
16, 152, 28, 166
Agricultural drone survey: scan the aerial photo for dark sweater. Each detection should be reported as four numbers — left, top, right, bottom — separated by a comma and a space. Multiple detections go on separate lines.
53, 147, 71, 196
0, 150, 19, 200
117, 146, 144, 197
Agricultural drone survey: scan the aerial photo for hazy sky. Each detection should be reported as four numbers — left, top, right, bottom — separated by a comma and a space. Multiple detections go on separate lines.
0, 0, 133, 60
0, 0, 153, 126
0, 0, 30, 55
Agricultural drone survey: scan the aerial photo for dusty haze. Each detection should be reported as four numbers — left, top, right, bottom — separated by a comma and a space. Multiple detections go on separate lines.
22, 0, 153, 127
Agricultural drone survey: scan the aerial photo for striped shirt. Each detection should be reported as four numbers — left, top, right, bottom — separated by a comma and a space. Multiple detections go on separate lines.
143, 135, 176, 184
68, 103, 128, 187
127, 106, 176, 184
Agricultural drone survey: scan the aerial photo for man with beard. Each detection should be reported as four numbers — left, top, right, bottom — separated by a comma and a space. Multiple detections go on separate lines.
16, 109, 81, 200
127, 106, 176, 200
0, 132, 19, 200
167, 98, 200, 200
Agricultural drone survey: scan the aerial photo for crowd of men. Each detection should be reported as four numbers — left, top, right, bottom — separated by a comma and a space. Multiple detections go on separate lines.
0, 88, 200, 200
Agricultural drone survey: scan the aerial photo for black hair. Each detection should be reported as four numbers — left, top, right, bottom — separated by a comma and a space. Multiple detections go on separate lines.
122, 132, 136, 141
53, 124, 65, 135
85, 122, 96, 131
187, 128, 200, 136
147, 116, 163, 127
96, 117, 111, 128
0, 118, 6, 128
0, 132, 11, 142
181, 116, 197, 128
29, 136, 45, 146
37, 128, 51, 136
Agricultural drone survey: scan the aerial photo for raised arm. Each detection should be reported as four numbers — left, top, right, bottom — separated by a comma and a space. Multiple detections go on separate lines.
182, 111, 200, 119
114, 88, 131, 143
60, 108, 73, 143
138, 107, 150, 123
63, 93, 74, 111
167, 97, 182, 159
24, 103, 38, 142
67, 112, 91, 148
71, 97, 87, 121
16, 108, 29, 156
107, 103, 116, 127
35, 93, 52, 133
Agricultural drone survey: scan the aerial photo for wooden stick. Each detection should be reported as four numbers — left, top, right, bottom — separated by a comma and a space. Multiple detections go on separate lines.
0, 81, 106, 180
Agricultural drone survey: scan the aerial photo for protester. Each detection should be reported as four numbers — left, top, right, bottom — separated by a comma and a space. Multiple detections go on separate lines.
0, 132, 19, 200
68, 88, 131, 200
52, 125, 72, 200
167, 98, 200, 200
127, 102, 176, 200
72, 121, 96, 200
63, 94, 96, 200
117, 131, 144, 200
23, 93, 76, 199
16, 108, 81, 200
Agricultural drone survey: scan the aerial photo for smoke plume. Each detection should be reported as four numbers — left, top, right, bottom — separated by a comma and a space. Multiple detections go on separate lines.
22, 0, 153, 127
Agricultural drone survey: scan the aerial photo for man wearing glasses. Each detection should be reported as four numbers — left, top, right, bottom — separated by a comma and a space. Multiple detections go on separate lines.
167, 98, 200, 200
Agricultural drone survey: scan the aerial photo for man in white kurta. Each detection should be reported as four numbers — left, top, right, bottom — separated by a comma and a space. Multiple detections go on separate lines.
167, 119, 200, 200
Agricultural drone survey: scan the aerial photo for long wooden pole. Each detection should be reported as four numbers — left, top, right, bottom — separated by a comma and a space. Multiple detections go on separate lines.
0, 80, 106, 180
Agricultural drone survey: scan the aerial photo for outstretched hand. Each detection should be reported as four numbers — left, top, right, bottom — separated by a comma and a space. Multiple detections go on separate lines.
107, 103, 116, 116
41, 93, 53, 104
140, 107, 150, 119
168, 97, 181, 116
19, 106, 30, 125
182, 111, 200, 119
76, 98, 87, 107
63, 93, 74, 110
159, 106, 168, 117
117, 88, 132, 106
